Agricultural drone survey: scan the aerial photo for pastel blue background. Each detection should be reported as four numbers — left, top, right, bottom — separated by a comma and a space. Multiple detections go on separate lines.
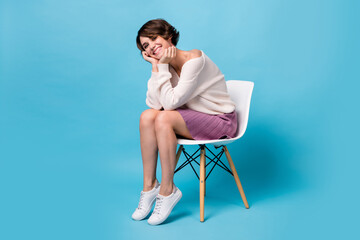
1, 0, 359, 239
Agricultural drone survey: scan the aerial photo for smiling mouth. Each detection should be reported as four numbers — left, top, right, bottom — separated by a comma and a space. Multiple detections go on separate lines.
153, 47, 161, 55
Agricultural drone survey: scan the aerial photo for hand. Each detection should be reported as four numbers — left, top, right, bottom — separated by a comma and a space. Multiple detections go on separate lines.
159, 46, 176, 64
142, 51, 159, 65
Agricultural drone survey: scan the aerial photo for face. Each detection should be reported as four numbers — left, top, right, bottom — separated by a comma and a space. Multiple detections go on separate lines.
139, 35, 173, 60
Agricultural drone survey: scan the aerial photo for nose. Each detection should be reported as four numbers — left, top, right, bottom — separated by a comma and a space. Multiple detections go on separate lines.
150, 44, 156, 52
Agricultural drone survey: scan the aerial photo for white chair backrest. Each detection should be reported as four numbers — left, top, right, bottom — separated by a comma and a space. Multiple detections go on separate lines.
226, 80, 254, 139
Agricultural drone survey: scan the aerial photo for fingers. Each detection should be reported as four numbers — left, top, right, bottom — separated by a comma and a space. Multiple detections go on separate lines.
164, 47, 176, 57
158, 46, 177, 64
165, 46, 176, 58
172, 46, 176, 58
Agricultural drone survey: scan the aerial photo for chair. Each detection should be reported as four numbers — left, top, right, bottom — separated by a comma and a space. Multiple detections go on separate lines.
174, 80, 254, 222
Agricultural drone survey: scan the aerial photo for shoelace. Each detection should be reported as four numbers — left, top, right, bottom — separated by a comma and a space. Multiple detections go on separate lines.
152, 196, 164, 215
137, 192, 145, 209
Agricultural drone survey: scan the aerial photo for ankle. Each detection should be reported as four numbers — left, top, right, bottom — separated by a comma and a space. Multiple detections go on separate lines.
143, 179, 157, 192
159, 183, 174, 196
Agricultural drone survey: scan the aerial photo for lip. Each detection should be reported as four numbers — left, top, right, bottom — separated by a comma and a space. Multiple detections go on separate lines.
153, 46, 161, 55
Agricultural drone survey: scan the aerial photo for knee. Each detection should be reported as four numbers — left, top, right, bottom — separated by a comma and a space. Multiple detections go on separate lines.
154, 111, 173, 132
140, 109, 159, 128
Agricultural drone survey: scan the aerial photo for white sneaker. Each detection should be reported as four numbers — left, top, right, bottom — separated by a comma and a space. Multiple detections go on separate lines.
147, 184, 182, 225
132, 179, 160, 221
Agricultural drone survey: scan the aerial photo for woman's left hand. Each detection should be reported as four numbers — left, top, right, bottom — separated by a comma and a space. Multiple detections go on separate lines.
159, 46, 176, 64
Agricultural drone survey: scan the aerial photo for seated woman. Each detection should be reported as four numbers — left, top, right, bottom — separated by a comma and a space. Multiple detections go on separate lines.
132, 18, 238, 225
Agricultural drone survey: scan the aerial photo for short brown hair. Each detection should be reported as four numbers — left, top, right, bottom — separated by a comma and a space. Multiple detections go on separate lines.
136, 18, 180, 53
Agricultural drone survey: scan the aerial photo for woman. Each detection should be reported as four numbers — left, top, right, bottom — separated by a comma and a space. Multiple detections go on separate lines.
133, 19, 238, 225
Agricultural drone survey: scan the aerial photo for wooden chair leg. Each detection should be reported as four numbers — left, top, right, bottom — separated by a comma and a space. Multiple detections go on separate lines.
223, 146, 250, 209
200, 146, 206, 222
204, 160, 206, 197
175, 145, 183, 167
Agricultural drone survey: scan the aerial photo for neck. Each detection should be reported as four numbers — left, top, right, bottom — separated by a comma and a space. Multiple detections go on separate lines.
169, 48, 189, 72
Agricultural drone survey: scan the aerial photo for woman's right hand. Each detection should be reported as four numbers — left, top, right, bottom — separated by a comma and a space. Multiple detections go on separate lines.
142, 51, 159, 65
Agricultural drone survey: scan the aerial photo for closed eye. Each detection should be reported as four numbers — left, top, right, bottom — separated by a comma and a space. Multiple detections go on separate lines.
142, 36, 157, 49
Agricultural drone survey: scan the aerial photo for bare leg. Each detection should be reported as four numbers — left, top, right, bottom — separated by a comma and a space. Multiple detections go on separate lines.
139, 109, 162, 191
154, 110, 194, 196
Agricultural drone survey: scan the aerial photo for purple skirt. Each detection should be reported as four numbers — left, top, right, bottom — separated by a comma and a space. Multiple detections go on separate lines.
175, 107, 238, 140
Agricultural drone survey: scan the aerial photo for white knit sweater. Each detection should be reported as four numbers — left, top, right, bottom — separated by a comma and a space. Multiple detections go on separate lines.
145, 50, 236, 115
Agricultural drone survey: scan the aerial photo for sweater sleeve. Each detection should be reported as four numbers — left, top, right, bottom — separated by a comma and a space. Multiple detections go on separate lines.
154, 58, 205, 110
145, 73, 163, 110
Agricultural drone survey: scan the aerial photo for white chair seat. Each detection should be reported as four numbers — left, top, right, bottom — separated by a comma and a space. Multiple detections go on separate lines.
177, 137, 237, 147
